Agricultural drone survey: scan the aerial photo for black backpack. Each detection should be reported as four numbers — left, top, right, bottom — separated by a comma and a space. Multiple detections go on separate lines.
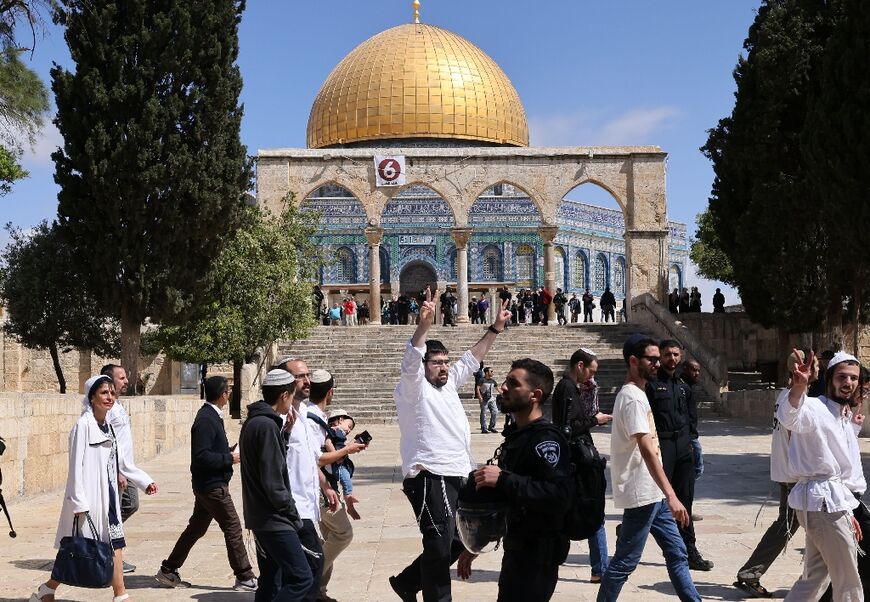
564, 435, 606, 541
555, 395, 606, 541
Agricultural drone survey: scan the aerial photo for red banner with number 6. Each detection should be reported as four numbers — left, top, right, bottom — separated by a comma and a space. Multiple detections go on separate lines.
374, 155, 406, 187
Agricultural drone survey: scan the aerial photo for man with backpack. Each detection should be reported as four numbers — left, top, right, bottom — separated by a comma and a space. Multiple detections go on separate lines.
457, 359, 572, 602
552, 348, 611, 583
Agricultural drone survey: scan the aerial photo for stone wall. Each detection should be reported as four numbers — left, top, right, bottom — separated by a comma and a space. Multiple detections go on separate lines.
0, 393, 208, 501
0, 331, 186, 396
675, 313, 780, 371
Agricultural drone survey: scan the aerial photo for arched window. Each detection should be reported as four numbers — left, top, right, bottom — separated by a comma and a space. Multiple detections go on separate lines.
669, 264, 682, 292
572, 251, 588, 290
516, 244, 534, 287
379, 246, 390, 284
335, 247, 355, 283
594, 253, 608, 292
446, 247, 457, 281
554, 247, 565, 291
481, 245, 503, 281
614, 256, 626, 295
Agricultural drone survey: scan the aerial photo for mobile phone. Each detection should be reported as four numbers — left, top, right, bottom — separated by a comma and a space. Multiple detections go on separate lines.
354, 430, 372, 445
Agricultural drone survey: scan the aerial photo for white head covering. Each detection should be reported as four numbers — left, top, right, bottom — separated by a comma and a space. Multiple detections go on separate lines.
81, 374, 112, 413
828, 351, 859, 372
262, 369, 295, 387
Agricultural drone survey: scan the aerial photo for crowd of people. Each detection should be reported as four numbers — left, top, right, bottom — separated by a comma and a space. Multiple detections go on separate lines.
30, 288, 870, 601
668, 286, 728, 314
312, 284, 631, 327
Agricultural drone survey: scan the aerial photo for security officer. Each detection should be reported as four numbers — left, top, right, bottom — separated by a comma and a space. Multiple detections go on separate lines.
457, 358, 572, 602
645, 340, 713, 571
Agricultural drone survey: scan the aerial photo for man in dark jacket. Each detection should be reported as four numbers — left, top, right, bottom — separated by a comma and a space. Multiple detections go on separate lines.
240, 369, 314, 602
156, 376, 257, 591
458, 359, 572, 602
646, 340, 713, 572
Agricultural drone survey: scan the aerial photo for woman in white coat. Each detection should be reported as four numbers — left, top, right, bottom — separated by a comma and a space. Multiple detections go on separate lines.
32, 375, 135, 602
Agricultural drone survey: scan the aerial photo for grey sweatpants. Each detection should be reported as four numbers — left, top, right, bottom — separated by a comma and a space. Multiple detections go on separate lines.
785, 509, 862, 602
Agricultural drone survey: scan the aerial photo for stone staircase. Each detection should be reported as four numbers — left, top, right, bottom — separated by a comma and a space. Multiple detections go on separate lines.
278, 323, 650, 423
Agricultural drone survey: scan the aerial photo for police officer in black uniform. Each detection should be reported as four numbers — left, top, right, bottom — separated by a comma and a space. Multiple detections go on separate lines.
645, 340, 713, 571
457, 358, 572, 602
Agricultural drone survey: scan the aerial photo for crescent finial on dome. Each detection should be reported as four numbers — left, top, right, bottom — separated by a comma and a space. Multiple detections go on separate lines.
413, 0, 421, 24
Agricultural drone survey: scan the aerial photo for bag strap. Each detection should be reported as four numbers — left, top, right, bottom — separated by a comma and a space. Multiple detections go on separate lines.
74, 512, 115, 550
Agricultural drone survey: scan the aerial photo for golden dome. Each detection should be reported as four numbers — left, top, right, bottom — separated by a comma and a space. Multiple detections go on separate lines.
307, 23, 528, 148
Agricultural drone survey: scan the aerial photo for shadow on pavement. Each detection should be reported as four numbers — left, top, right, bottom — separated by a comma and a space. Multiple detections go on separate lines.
9, 558, 54, 571
640, 580, 748, 600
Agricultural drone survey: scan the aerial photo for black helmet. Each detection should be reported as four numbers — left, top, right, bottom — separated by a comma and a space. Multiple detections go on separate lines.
456, 470, 507, 554
456, 501, 507, 554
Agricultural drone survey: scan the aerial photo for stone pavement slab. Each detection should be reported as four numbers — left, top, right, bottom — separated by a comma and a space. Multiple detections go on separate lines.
2, 415, 868, 601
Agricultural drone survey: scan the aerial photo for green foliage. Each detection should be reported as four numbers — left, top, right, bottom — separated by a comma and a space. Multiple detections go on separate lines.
0, 1, 52, 194
689, 209, 734, 284
0, 221, 119, 362
700, 0, 840, 331
50, 0, 252, 374
801, 0, 870, 326
0, 144, 26, 195
157, 200, 321, 364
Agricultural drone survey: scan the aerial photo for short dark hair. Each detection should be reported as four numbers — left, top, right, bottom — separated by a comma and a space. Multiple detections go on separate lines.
569, 348, 596, 368
100, 363, 120, 378
205, 376, 228, 403
510, 358, 554, 404
310, 376, 334, 403
624, 337, 657, 365
659, 339, 682, 352
424, 340, 449, 361
262, 383, 293, 405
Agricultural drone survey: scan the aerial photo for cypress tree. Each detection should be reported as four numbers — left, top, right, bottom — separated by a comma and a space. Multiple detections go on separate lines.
51, 0, 251, 383
802, 0, 870, 350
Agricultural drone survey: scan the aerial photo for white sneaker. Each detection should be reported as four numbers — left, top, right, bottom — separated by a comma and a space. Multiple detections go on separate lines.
234, 576, 258, 592
155, 567, 191, 588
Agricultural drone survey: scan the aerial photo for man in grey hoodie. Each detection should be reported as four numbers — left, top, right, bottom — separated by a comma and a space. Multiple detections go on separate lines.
240, 369, 313, 602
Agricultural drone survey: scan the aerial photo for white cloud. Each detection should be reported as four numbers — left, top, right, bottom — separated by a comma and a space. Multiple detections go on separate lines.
528, 110, 597, 146
20, 122, 63, 168
528, 105, 680, 147
598, 106, 679, 145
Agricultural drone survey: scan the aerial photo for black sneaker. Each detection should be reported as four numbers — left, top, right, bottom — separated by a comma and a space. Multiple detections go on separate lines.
388, 576, 416, 602
688, 551, 714, 571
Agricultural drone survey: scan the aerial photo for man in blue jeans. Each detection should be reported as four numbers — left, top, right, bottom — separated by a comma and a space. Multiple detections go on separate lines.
597, 335, 700, 602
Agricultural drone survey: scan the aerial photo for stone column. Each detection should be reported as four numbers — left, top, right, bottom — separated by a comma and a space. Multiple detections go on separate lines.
451, 227, 473, 325
488, 286, 498, 323
364, 226, 384, 325
538, 225, 559, 325
624, 229, 669, 316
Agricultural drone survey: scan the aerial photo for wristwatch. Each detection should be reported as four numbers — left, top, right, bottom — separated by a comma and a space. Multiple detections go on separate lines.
488, 325, 502, 335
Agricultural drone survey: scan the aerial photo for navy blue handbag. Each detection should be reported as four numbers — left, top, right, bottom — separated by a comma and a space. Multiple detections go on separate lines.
51, 513, 114, 588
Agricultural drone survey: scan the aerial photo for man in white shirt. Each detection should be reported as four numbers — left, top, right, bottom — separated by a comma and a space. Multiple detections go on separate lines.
306, 369, 367, 602
101, 364, 158, 574
597, 335, 699, 602
389, 287, 511, 602
280, 358, 340, 602
778, 351, 864, 601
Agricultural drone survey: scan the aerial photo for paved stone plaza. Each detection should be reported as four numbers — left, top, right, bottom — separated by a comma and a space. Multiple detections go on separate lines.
3, 414, 868, 601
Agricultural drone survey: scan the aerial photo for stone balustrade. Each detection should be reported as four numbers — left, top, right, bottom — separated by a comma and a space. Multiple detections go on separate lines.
0, 393, 208, 501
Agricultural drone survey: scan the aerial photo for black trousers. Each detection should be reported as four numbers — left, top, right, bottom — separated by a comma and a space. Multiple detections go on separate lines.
659, 434, 698, 555
393, 472, 465, 602
497, 538, 567, 602
120, 485, 139, 522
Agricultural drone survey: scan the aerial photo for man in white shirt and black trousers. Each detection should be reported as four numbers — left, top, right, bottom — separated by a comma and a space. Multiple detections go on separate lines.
389, 287, 511, 602
777, 350, 865, 601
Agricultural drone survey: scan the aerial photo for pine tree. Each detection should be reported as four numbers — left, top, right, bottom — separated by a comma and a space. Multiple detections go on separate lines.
51, 0, 251, 384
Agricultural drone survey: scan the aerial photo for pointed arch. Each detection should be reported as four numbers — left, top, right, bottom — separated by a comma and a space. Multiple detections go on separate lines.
614, 256, 626, 296
381, 184, 456, 229
572, 250, 589, 290
331, 246, 357, 283
469, 181, 544, 228
481, 244, 503, 281
301, 182, 367, 233
594, 253, 609, 293
554, 246, 566, 292
515, 243, 536, 288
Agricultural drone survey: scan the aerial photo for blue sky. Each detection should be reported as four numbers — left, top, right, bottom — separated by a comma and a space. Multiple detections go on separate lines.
2, 0, 761, 305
